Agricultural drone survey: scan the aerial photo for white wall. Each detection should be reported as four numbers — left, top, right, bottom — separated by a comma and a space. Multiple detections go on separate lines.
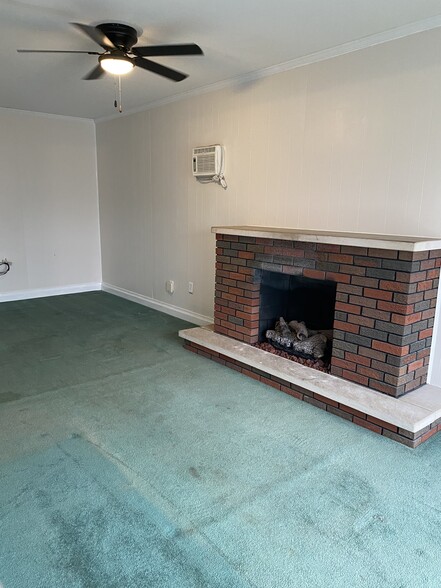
96, 28, 441, 385
0, 109, 101, 299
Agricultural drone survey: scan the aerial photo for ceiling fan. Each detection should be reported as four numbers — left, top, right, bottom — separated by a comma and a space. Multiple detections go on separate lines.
17, 22, 203, 81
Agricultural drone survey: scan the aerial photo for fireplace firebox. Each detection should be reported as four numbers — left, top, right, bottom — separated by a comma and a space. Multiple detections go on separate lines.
259, 271, 337, 341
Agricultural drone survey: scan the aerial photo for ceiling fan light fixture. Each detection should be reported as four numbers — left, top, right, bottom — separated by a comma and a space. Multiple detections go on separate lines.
99, 54, 134, 75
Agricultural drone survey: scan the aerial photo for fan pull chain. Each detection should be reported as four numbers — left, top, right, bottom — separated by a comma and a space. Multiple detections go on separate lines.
113, 75, 123, 113
118, 76, 122, 113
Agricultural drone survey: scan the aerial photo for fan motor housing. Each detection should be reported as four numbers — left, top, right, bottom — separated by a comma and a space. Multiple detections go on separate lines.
97, 23, 138, 50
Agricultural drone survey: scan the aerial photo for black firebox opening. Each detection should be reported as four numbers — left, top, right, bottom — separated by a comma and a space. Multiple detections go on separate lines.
258, 271, 337, 342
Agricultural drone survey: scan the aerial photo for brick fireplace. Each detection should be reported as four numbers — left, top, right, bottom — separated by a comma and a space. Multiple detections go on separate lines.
214, 230, 441, 398
180, 227, 441, 446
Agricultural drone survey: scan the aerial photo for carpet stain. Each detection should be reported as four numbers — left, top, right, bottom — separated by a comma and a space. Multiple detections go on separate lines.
0, 437, 250, 588
189, 467, 201, 479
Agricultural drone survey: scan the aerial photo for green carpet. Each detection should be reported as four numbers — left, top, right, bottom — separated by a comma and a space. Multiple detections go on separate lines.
1, 291, 441, 587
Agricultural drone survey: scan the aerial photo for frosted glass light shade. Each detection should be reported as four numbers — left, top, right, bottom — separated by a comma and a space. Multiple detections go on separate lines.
100, 56, 134, 75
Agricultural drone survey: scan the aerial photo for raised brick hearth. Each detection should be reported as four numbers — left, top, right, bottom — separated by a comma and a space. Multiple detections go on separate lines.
214, 233, 441, 398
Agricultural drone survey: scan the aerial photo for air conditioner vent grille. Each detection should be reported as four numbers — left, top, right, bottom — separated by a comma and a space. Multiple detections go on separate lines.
192, 144, 224, 177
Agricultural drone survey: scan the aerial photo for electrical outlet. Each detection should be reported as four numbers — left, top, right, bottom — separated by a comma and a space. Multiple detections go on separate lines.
166, 280, 175, 294
188, 281, 194, 294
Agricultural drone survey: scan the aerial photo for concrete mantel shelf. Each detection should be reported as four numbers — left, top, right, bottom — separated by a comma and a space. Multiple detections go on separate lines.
211, 226, 441, 252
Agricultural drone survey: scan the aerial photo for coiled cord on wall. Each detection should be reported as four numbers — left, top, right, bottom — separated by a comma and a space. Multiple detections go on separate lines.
0, 261, 11, 276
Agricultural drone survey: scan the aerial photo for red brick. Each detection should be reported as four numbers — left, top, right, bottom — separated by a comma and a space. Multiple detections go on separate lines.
280, 385, 303, 400
241, 368, 261, 381
328, 253, 354, 264
366, 416, 398, 432
367, 249, 398, 259
419, 427, 438, 444
427, 268, 440, 279
260, 376, 281, 390
332, 357, 357, 371
317, 243, 341, 253
342, 246, 368, 255
237, 296, 259, 306
303, 269, 326, 280
345, 352, 371, 367
214, 326, 228, 336
333, 320, 360, 334
377, 301, 414, 314
217, 234, 238, 241
339, 403, 367, 419
364, 288, 393, 301
396, 270, 427, 283
343, 370, 369, 386
238, 251, 254, 259
230, 271, 251, 280
335, 301, 362, 315
372, 341, 410, 357
357, 365, 384, 380
236, 311, 252, 320
353, 417, 382, 434
325, 272, 351, 283
420, 259, 436, 270
221, 292, 237, 302
391, 312, 422, 326
417, 280, 433, 292
228, 287, 244, 296
418, 328, 433, 340
407, 359, 424, 372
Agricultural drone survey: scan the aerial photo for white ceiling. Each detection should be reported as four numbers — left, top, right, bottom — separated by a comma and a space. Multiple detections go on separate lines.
1, 0, 441, 120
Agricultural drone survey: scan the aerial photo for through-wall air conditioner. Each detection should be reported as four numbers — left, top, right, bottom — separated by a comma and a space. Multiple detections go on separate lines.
192, 144, 224, 177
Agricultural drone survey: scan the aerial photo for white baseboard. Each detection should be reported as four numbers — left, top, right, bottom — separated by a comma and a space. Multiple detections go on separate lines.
0, 282, 101, 303
102, 282, 213, 326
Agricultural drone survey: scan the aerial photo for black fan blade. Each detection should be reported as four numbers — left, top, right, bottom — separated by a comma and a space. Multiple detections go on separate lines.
71, 22, 115, 50
133, 56, 187, 81
17, 49, 100, 54
83, 64, 105, 80
133, 43, 203, 57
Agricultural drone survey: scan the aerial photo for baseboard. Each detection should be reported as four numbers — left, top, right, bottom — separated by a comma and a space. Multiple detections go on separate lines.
102, 282, 213, 326
0, 282, 102, 303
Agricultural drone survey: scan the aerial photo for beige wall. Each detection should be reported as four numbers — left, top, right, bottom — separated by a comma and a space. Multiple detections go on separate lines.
96, 28, 441, 385
0, 109, 101, 298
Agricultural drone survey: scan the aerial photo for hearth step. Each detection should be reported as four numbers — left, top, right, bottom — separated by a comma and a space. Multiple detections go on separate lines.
179, 325, 441, 448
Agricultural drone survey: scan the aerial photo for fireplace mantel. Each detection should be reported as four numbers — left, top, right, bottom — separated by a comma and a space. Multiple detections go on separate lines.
211, 226, 441, 253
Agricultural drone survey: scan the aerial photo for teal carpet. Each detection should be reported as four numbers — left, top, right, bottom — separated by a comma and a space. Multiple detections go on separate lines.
1, 292, 441, 587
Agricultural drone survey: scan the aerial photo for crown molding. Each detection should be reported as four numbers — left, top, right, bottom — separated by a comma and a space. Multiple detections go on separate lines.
95, 14, 441, 123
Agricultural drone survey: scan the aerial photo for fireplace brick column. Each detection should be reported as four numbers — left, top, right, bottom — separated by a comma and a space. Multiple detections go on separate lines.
214, 233, 441, 398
